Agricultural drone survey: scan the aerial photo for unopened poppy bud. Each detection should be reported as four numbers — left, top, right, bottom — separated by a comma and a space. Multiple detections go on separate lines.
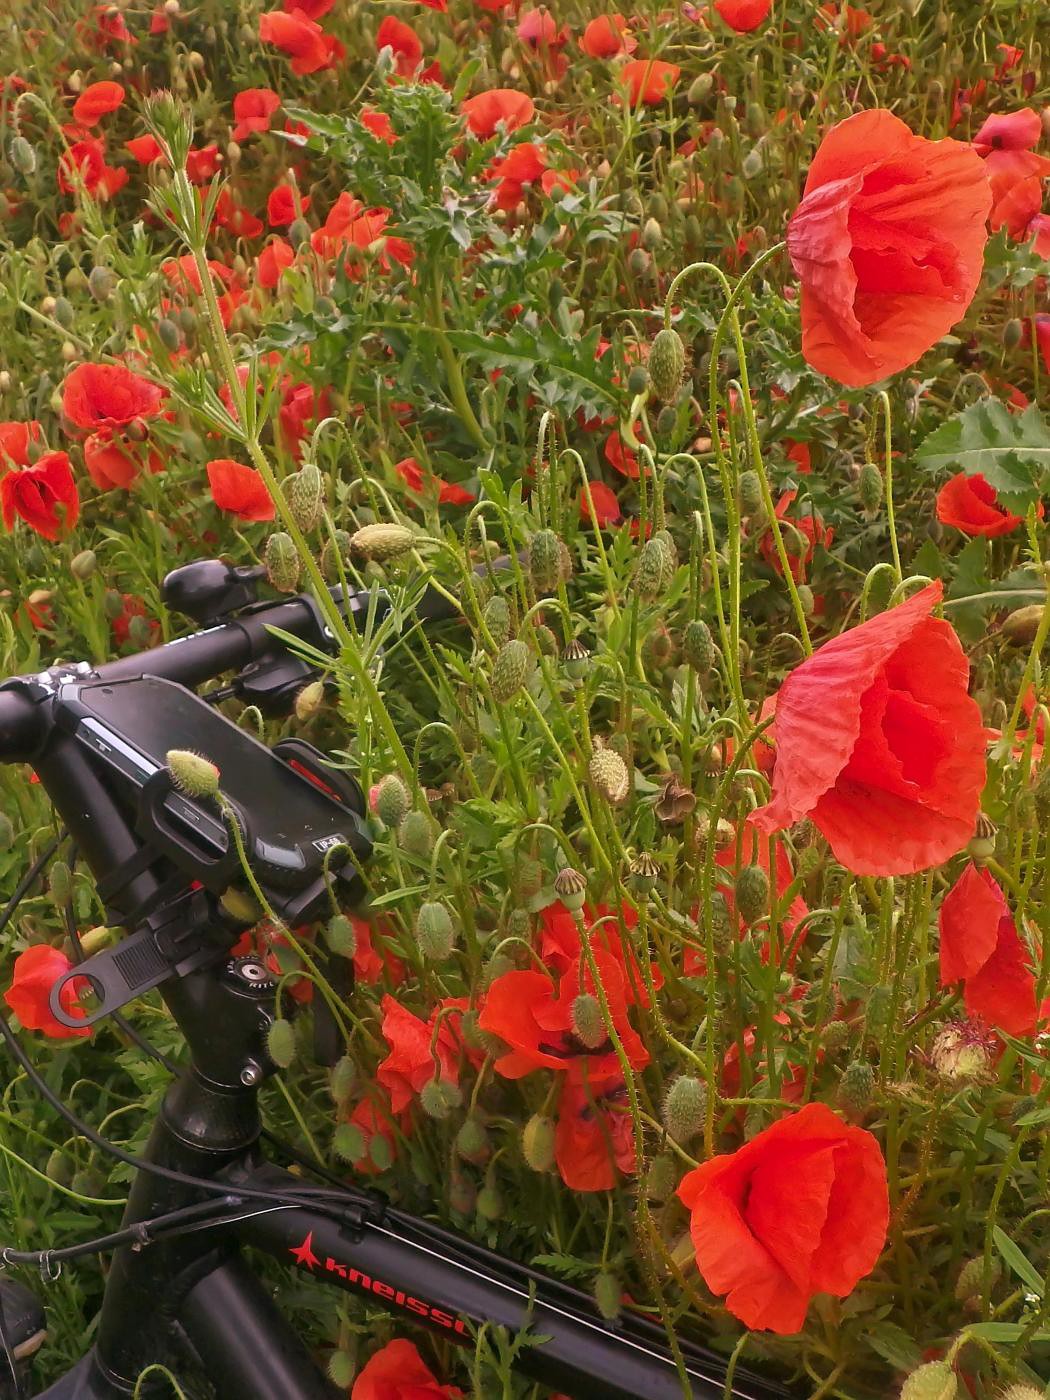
70, 547, 97, 581
837, 1059, 875, 1114
966, 812, 996, 864
954, 1254, 1000, 1301
327, 1352, 354, 1389
398, 808, 433, 857
166, 749, 220, 798
324, 914, 356, 958
745, 101, 767, 137
265, 532, 300, 592
641, 217, 663, 250
522, 1113, 556, 1171
737, 469, 762, 515
571, 992, 606, 1049
821, 1019, 850, 1053
742, 147, 763, 180
491, 638, 531, 702
127, 614, 154, 649
266, 1017, 296, 1069
350, 522, 414, 562
416, 900, 456, 961
635, 537, 670, 599
796, 583, 815, 616
476, 1179, 504, 1221
627, 364, 649, 396
645, 1153, 678, 1202
628, 247, 651, 277
46, 1149, 72, 1187
682, 619, 715, 676
332, 1122, 365, 1164
88, 266, 116, 302
294, 679, 325, 722
49, 860, 72, 909
648, 328, 686, 401
663, 1075, 707, 1142
483, 593, 511, 647
554, 866, 587, 912
1002, 604, 1045, 645
858, 461, 883, 515
52, 297, 74, 329
455, 1116, 490, 1164
687, 72, 713, 105
589, 737, 630, 804
374, 773, 410, 828
594, 1271, 621, 1321
734, 864, 769, 925
420, 1076, 461, 1119
930, 1019, 996, 1083
1002, 317, 1024, 350
528, 527, 566, 594
448, 1169, 476, 1216
9, 136, 36, 175
369, 1132, 393, 1171
286, 462, 324, 532
321, 529, 351, 581
328, 1055, 357, 1104
899, 1360, 957, 1400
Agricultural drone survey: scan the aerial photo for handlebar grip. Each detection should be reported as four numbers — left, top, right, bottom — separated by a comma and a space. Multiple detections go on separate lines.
0, 686, 44, 763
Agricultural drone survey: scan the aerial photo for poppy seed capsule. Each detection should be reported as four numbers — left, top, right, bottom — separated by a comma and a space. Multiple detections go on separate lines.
899, 1360, 957, 1400
265, 532, 300, 592
166, 749, 220, 798
561, 638, 590, 680
554, 866, 587, 912
966, 812, 996, 865
416, 901, 456, 961
734, 864, 769, 925
528, 527, 565, 594
324, 914, 356, 958
266, 1018, 296, 1069
491, 639, 531, 702
663, 1075, 707, 1142
648, 328, 686, 401
350, 522, 414, 562
374, 773, 410, 828
858, 461, 884, 514
571, 992, 606, 1049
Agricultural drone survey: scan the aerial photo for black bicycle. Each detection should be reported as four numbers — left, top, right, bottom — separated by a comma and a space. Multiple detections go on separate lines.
0, 557, 792, 1400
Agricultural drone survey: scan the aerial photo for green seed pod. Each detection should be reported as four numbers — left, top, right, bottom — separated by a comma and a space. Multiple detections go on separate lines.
166, 749, 220, 798
49, 859, 72, 908
589, 738, 630, 804
645, 1152, 678, 1203
398, 809, 434, 858
528, 528, 565, 594
416, 900, 456, 961
88, 266, 116, 302
522, 1113, 556, 1172
332, 1122, 365, 1164
858, 462, 883, 515
375, 774, 411, 829
350, 523, 414, 562
838, 1060, 875, 1114
265, 532, 300, 593
9, 136, 36, 175
491, 639, 531, 703
285, 462, 325, 533
734, 864, 769, 925
571, 992, 606, 1050
738, 469, 763, 515
627, 364, 650, 396
648, 328, 686, 401
455, 1116, 490, 1164
483, 593, 511, 647
682, 619, 715, 676
327, 1352, 354, 1389
554, 866, 587, 913
899, 1361, 957, 1400
328, 1055, 357, 1105
635, 537, 669, 600
70, 548, 97, 581
561, 638, 590, 680
267, 1017, 296, 1069
663, 1075, 707, 1143
594, 1271, 621, 1321
324, 914, 357, 958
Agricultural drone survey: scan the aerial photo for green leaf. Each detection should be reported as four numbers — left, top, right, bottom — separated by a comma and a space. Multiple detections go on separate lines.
993, 1226, 1045, 1298
863, 1321, 923, 1373
915, 399, 1050, 509
964, 1321, 1050, 1344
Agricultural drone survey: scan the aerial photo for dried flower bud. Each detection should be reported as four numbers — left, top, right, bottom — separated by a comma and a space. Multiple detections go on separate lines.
166, 748, 220, 798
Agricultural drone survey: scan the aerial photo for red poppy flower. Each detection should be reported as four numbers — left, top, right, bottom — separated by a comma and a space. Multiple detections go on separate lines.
185, 144, 223, 184
580, 479, 621, 526
935, 472, 1029, 538
376, 16, 423, 76
554, 1065, 635, 1192
351, 1338, 463, 1399
4, 945, 90, 1039
78, 4, 135, 50
395, 456, 474, 505
619, 59, 681, 106
783, 439, 812, 474
517, 7, 568, 49
677, 1102, 888, 1334
58, 138, 127, 200
278, 379, 331, 459
377, 994, 474, 1113
282, 0, 336, 18
461, 89, 535, 138
1, 451, 79, 541
751, 582, 986, 876
580, 14, 635, 59
125, 133, 164, 164
939, 862, 1038, 1036
361, 107, 397, 145
259, 9, 343, 74
84, 432, 163, 490
232, 88, 281, 142
350, 918, 407, 987
603, 430, 640, 480
537, 899, 659, 1004
973, 109, 1050, 240
786, 110, 991, 387
63, 363, 166, 431
758, 490, 833, 582
714, 0, 772, 32
205, 459, 275, 521
256, 236, 296, 289
717, 826, 810, 958
214, 189, 264, 239
488, 141, 549, 208
346, 1094, 400, 1177
266, 182, 310, 226
72, 80, 125, 127
109, 593, 161, 649
0, 421, 40, 469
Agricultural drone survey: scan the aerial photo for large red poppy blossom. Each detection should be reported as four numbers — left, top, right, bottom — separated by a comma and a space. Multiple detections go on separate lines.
619, 59, 681, 106
206, 459, 275, 522
63, 362, 166, 431
351, 1338, 463, 1399
554, 1066, 635, 1192
3, 945, 90, 1039
787, 110, 991, 387
0, 421, 41, 469
750, 581, 986, 876
461, 89, 535, 138
677, 1102, 888, 1334
935, 472, 1028, 538
259, 9, 343, 74
72, 80, 125, 127
376, 16, 423, 76
714, 0, 772, 32
939, 862, 1038, 1036
1, 451, 79, 541
376, 994, 474, 1113
232, 88, 281, 142
580, 14, 635, 59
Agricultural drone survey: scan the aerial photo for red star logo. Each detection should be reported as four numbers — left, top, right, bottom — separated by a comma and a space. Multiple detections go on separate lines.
289, 1231, 320, 1270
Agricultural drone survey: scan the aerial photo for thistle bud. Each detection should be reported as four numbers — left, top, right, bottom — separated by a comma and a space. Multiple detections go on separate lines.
837, 1060, 875, 1114
416, 900, 456, 961
648, 328, 686, 401
899, 1361, 957, 1400
522, 1113, 556, 1171
294, 679, 325, 722
398, 809, 434, 857
324, 914, 357, 958
528, 528, 566, 594
734, 864, 769, 925
267, 1017, 296, 1068
571, 992, 606, 1049
491, 639, 531, 702
663, 1075, 707, 1142
554, 866, 587, 913
374, 773, 410, 828
594, 1271, 621, 1321
166, 749, 220, 798
589, 737, 630, 804
265, 532, 300, 592
350, 522, 413, 562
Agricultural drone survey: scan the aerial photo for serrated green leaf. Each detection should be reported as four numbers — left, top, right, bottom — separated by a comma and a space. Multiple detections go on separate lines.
915, 399, 1050, 508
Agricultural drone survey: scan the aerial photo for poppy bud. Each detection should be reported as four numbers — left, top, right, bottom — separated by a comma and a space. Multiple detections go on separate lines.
178, 306, 198, 334
571, 992, 606, 1049
1002, 317, 1024, 350
166, 749, 220, 798
9, 136, 36, 175
837, 1060, 875, 1114
864, 984, 894, 1039
1002, 604, 1045, 646
554, 865, 588, 912
328, 1055, 357, 1105
321, 529, 351, 581
416, 900, 456, 961
374, 773, 411, 829
265, 532, 301, 592
294, 679, 325, 722
324, 914, 356, 958
627, 364, 650, 396
491, 639, 532, 702
455, 1117, 490, 1164
734, 864, 769, 925
821, 1019, 850, 1053
528, 527, 566, 594
48, 860, 72, 910
682, 619, 715, 676
448, 1168, 476, 1216
127, 614, 154, 649
46, 1149, 73, 1187
589, 738, 630, 804
635, 537, 670, 600
899, 1361, 957, 1400
286, 462, 325, 533
645, 1152, 678, 1202
350, 523, 414, 562
369, 1132, 393, 1171
52, 297, 74, 329
745, 101, 767, 138
398, 809, 433, 857
954, 1254, 1000, 1301
737, 469, 762, 516
476, 1178, 504, 1222
858, 461, 883, 515
687, 73, 713, 105
88, 266, 116, 302
641, 217, 663, 250
663, 1075, 707, 1142
521, 1113, 556, 1172
594, 1272, 621, 1321
420, 1076, 461, 1119
742, 148, 764, 180
266, 1017, 296, 1069
332, 1122, 365, 1164
648, 328, 686, 401
796, 584, 815, 617
482, 593, 511, 648
326, 1353, 354, 1389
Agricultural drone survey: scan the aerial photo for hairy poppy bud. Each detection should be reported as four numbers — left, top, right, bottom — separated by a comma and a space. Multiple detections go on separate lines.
682, 619, 715, 676
332, 1122, 365, 1164
641, 217, 663, 250
522, 1113, 556, 1172
899, 1361, 957, 1400
286, 462, 324, 533
738, 469, 763, 516
858, 462, 883, 515
1002, 317, 1024, 350
491, 639, 531, 702
554, 865, 587, 913
663, 1075, 707, 1142
687, 72, 713, 105
416, 900, 456, 961
88, 266, 116, 302
594, 1271, 621, 1321
166, 749, 220, 798
571, 992, 606, 1049
954, 1254, 1000, 1301
483, 593, 511, 647
420, 1076, 461, 1119
589, 737, 630, 804
328, 1055, 357, 1105
327, 1352, 354, 1389
528, 527, 565, 594
350, 522, 414, 562
265, 532, 300, 592
374, 774, 410, 829
9, 136, 36, 175
46, 1149, 72, 1187
476, 1176, 504, 1221
267, 1017, 296, 1069
645, 1153, 678, 1202
648, 328, 685, 401
635, 537, 670, 599
734, 864, 769, 925
448, 1168, 476, 1216
821, 1020, 850, 1053
1002, 604, 1045, 646
369, 1132, 393, 1172
70, 548, 97, 582
49, 860, 72, 909
837, 1060, 875, 1114
294, 679, 325, 722
627, 364, 649, 396
398, 809, 433, 857
324, 914, 356, 958
455, 1117, 490, 1164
